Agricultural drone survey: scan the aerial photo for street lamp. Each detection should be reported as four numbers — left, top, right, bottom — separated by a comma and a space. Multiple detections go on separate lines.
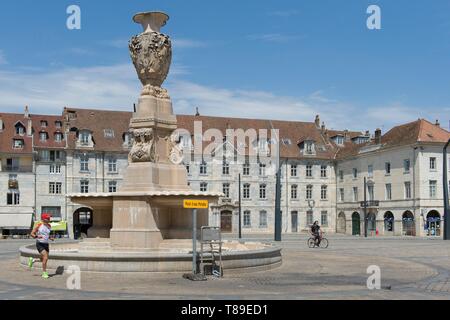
443, 138, 450, 240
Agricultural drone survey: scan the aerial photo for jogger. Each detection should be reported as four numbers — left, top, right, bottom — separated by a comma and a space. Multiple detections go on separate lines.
29, 213, 54, 279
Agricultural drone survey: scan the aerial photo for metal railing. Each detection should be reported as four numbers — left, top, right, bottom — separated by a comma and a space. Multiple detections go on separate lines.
3, 165, 33, 173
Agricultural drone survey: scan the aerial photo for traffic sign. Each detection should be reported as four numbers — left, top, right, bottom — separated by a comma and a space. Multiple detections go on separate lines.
183, 199, 209, 209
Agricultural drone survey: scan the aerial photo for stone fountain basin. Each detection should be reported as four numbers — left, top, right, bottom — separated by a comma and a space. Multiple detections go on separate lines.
19, 240, 282, 273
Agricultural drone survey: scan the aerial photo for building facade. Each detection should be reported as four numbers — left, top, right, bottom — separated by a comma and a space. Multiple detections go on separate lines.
0, 107, 449, 238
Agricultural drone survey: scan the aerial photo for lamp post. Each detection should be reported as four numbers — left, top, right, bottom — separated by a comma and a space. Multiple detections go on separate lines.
443, 139, 450, 240
364, 177, 368, 238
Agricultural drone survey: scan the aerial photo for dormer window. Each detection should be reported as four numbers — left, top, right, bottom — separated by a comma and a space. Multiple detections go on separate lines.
41, 121, 48, 128
80, 131, 90, 145
15, 124, 25, 136
55, 133, 63, 142
334, 136, 344, 145
104, 129, 115, 139
55, 121, 62, 128
305, 141, 314, 154
39, 132, 48, 142
13, 139, 24, 149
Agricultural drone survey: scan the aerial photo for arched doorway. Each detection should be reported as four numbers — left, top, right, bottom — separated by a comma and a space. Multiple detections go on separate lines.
352, 212, 360, 236
73, 207, 93, 239
402, 211, 416, 236
220, 210, 233, 233
367, 213, 377, 235
384, 212, 394, 233
426, 211, 441, 237
337, 212, 346, 234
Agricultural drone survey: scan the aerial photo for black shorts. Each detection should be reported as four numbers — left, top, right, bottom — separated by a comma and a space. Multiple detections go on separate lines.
36, 242, 49, 254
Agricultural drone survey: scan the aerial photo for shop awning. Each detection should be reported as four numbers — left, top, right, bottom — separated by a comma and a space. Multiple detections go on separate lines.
0, 213, 33, 229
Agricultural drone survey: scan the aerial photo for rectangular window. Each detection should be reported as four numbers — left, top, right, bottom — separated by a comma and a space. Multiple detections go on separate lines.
321, 165, 327, 178
108, 158, 117, 173
339, 170, 344, 182
306, 142, 314, 154
49, 182, 62, 194
243, 184, 250, 199
429, 180, 437, 198
291, 165, 298, 177
223, 183, 230, 198
339, 188, 345, 202
385, 162, 391, 175
200, 183, 208, 192
7, 192, 20, 205
405, 182, 412, 199
353, 187, 359, 202
80, 155, 89, 172
39, 150, 50, 162
259, 211, 268, 228
200, 161, 207, 175
321, 211, 328, 227
321, 185, 328, 200
353, 168, 358, 179
306, 211, 313, 226
291, 185, 298, 200
80, 180, 89, 194
40, 132, 47, 141
223, 162, 230, 175
368, 185, 375, 201
404, 159, 411, 173
306, 185, 313, 200
186, 164, 190, 174
259, 163, 266, 176
243, 162, 250, 176
50, 150, 62, 162
368, 165, 374, 178
243, 211, 251, 228
13, 139, 24, 149
306, 165, 313, 178
259, 184, 267, 200
109, 181, 117, 193
385, 184, 392, 200
430, 157, 437, 170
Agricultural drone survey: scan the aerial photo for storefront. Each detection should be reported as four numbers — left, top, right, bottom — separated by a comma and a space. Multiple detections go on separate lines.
425, 211, 441, 237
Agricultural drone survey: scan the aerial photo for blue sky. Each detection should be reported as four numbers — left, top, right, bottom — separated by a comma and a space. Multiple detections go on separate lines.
0, 0, 449, 132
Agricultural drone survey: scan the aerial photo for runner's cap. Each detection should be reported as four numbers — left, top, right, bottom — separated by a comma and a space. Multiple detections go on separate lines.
41, 213, 51, 221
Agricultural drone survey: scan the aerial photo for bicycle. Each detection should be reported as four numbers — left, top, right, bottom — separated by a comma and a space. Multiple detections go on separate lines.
307, 232, 329, 249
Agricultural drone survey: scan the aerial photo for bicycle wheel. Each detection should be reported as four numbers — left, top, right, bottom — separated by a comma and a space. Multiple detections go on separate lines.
319, 238, 329, 249
307, 238, 316, 248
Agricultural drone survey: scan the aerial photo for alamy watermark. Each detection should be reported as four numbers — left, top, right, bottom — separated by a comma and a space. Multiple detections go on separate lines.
366, 265, 381, 290
367, 5, 381, 30
66, 265, 81, 290
67, 5, 81, 30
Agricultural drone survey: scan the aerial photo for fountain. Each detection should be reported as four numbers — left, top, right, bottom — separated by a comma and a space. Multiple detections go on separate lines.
19, 11, 282, 273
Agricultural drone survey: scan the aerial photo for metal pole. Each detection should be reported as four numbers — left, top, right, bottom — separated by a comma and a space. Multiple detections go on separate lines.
238, 174, 242, 240
275, 169, 282, 241
364, 177, 368, 238
192, 209, 197, 274
443, 139, 450, 240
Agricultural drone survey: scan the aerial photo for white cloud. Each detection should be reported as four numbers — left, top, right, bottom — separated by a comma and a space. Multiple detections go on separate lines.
0, 62, 446, 133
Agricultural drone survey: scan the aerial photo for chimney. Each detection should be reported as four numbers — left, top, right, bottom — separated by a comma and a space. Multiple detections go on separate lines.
321, 122, 326, 133
195, 107, 200, 117
315, 115, 320, 128
375, 128, 382, 144
27, 118, 33, 136
24, 105, 29, 118
435, 119, 440, 127
344, 129, 350, 141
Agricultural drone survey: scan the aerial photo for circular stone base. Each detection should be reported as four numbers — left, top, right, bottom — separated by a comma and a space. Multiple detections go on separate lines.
19, 241, 282, 273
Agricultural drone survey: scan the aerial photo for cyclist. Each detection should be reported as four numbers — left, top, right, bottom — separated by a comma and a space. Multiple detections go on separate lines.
310, 221, 322, 247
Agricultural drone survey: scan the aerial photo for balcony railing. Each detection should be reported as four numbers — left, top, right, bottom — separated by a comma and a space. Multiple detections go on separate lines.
3, 165, 33, 173
360, 200, 380, 208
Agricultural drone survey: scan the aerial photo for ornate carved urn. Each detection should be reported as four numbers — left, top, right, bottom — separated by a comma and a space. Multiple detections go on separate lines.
129, 12, 172, 92
123, 11, 186, 191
